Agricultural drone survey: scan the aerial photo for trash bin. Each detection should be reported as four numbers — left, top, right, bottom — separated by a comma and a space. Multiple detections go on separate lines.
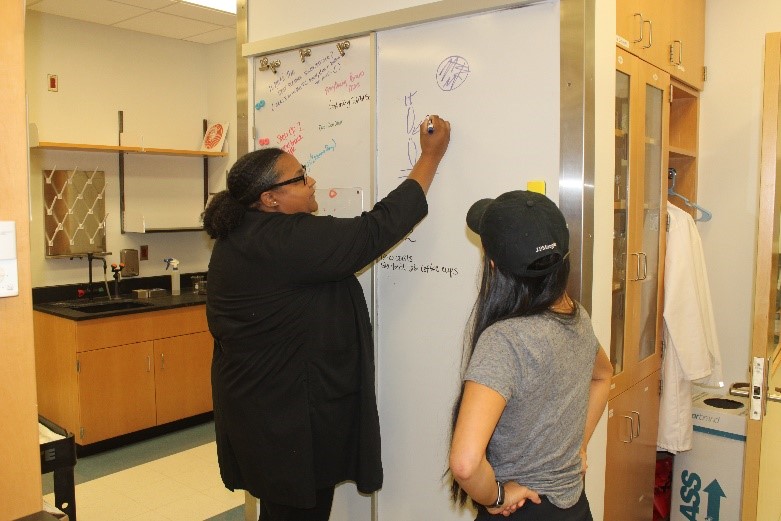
670, 390, 748, 521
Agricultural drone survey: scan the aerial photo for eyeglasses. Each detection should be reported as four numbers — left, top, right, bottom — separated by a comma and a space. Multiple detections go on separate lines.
266, 166, 307, 190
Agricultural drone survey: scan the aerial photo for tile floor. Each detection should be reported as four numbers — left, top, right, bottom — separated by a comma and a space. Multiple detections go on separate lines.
42, 422, 247, 521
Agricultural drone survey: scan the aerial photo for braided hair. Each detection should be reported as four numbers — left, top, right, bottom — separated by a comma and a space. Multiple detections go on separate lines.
202, 148, 286, 239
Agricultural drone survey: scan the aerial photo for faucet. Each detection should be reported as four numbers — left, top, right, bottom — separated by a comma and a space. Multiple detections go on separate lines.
111, 263, 125, 298
85, 252, 107, 301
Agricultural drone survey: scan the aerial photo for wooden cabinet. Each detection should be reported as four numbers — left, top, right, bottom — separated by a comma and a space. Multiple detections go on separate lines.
607, 48, 667, 521
612, 47, 667, 400
604, 370, 661, 521
617, 0, 670, 77
34, 305, 213, 445
616, 0, 705, 90
154, 331, 214, 425
77, 341, 157, 443
667, 0, 705, 90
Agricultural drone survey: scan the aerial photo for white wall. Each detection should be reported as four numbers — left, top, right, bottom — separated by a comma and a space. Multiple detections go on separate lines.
25, 12, 235, 287
247, 0, 435, 41
699, 1, 781, 389
591, 2, 617, 519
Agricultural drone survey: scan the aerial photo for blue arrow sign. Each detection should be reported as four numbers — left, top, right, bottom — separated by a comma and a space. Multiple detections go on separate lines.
704, 479, 725, 521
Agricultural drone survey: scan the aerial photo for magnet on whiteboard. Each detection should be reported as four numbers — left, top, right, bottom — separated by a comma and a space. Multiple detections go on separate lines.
255, 100, 266, 110
258, 138, 270, 146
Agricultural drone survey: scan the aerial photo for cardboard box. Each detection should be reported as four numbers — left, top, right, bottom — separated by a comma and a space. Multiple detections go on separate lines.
671, 391, 748, 521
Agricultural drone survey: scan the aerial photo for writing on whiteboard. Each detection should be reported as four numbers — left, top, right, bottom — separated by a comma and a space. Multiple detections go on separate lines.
317, 120, 343, 131
328, 94, 371, 110
304, 139, 337, 170
269, 51, 350, 111
324, 70, 366, 95
436, 55, 470, 91
379, 253, 460, 278
277, 122, 303, 154
405, 91, 420, 169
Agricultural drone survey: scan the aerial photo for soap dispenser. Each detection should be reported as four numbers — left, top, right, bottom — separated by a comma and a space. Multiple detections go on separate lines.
164, 258, 180, 295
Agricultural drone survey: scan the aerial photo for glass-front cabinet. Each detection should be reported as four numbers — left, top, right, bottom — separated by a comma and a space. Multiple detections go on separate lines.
605, 46, 669, 521
610, 47, 668, 400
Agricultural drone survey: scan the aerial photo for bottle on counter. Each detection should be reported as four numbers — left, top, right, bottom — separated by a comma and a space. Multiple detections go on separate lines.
164, 258, 180, 295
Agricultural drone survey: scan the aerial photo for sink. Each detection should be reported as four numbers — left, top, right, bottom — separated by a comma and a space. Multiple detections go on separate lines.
63, 300, 155, 313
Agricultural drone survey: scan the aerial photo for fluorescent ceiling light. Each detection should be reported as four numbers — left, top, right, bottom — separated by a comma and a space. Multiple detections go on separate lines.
181, 0, 236, 14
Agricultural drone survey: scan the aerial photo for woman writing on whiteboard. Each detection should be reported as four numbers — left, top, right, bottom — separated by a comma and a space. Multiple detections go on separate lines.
448, 190, 612, 520
202, 115, 450, 521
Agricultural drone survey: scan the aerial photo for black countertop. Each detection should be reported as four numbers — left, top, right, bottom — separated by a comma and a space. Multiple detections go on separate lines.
33, 291, 207, 321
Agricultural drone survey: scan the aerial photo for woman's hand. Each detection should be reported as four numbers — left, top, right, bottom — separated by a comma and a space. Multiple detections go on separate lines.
408, 115, 451, 194
486, 481, 541, 516
419, 115, 451, 162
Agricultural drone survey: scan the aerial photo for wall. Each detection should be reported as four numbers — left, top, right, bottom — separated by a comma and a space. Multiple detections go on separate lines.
25, 12, 236, 288
247, 0, 435, 41
699, 2, 781, 389
0, 3, 46, 520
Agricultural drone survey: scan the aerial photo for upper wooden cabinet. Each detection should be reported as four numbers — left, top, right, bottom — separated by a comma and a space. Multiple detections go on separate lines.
668, 0, 705, 90
617, 0, 705, 90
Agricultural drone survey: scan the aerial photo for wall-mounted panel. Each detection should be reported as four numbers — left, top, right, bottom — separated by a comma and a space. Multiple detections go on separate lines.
375, 3, 560, 518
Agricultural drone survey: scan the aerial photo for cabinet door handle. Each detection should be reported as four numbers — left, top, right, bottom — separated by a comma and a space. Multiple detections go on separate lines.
622, 415, 635, 443
629, 253, 641, 281
146, 355, 152, 372
642, 20, 653, 49
670, 39, 683, 66
160, 353, 165, 370
631, 410, 641, 438
633, 13, 644, 43
638, 252, 648, 280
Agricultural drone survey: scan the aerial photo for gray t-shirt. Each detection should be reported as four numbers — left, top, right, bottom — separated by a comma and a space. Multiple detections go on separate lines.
464, 306, 599, 509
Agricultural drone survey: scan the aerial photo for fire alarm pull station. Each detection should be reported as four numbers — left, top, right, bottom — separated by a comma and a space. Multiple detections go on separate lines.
0, 221, 19, 297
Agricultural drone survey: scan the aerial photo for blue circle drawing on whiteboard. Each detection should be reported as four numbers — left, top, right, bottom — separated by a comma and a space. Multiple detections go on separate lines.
255, 100, 266, 110
436, 56, 470, 91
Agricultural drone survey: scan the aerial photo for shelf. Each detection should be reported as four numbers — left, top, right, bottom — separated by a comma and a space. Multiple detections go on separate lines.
668, 146, 697, 159
33, 141, 227, 158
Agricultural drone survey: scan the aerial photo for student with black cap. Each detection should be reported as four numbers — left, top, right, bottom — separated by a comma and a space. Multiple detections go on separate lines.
448, 190, 613, 520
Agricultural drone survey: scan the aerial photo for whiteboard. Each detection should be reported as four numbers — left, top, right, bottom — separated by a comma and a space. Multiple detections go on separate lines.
252, 35, 374, 520
252, 36, 372, 192
375, 3, 560, 518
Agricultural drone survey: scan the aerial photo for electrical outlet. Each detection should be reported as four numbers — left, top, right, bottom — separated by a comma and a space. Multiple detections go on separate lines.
140, 245, 149, 261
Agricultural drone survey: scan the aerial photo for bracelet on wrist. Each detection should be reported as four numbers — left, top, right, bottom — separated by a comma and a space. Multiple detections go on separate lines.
487, 480, 505, 509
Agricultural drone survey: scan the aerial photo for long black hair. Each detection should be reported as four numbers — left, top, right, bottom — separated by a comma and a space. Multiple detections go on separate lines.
448, 251, 574, 506
202, 148, 286, 239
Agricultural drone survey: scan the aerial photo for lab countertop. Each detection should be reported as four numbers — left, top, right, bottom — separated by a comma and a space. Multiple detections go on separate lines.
33, 291, 207, 321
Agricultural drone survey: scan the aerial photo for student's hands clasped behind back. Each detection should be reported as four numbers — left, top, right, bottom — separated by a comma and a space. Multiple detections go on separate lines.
486, 481, 542, 517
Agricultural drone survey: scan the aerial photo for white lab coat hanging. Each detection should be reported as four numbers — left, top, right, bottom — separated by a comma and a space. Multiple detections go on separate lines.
657, 203, 724, 453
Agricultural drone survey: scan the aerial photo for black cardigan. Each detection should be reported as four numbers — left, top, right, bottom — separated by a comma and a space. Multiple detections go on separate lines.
207, 179, 428, 507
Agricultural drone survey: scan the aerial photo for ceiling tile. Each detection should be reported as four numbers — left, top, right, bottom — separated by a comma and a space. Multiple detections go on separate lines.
113, 10, 221, 39
29, 0, 148, 25
160, 2, 236, 27
111, 0, 176, 10
184, 26, 236, 44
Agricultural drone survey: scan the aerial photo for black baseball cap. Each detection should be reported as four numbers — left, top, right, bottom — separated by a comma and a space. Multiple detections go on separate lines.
466, 190, 569, 277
